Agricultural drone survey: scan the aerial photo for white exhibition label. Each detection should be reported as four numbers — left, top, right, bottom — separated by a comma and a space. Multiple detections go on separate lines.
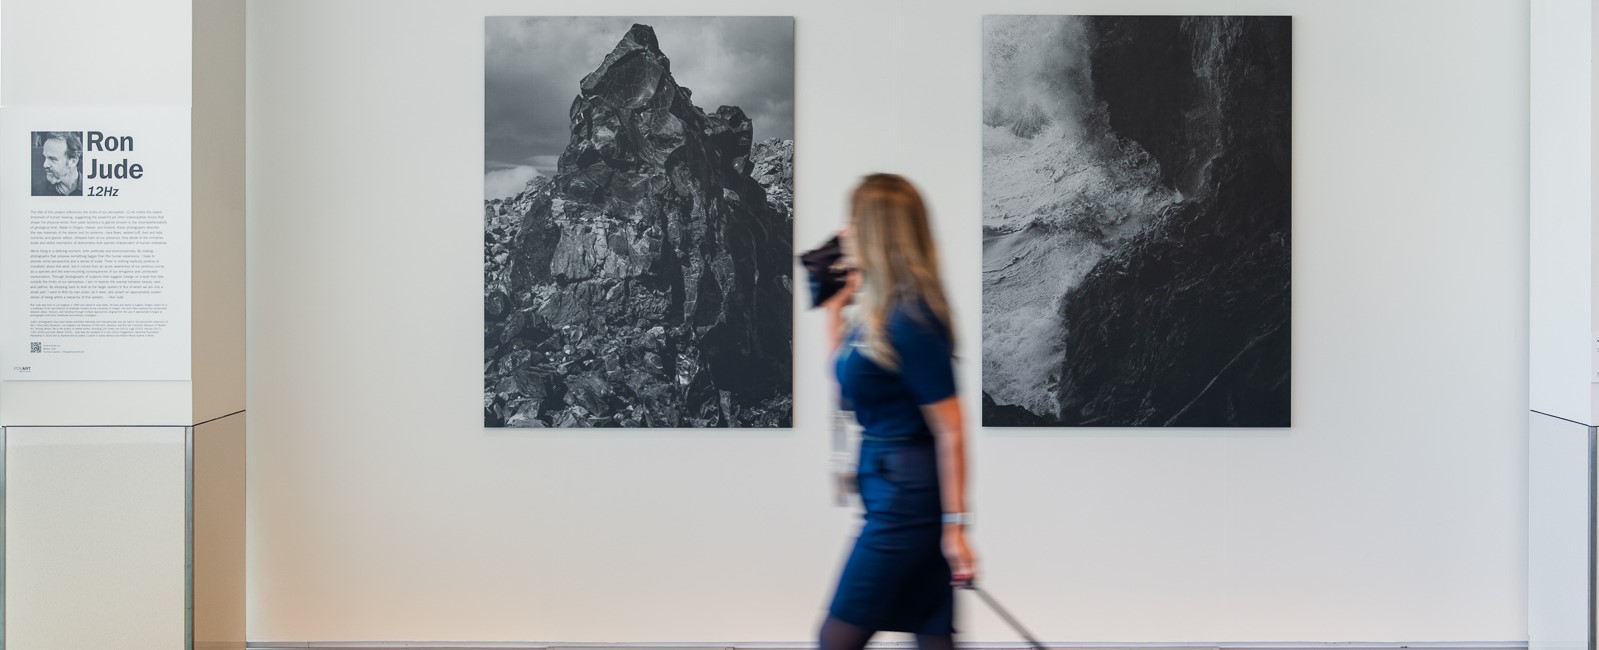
0, 106, 191, 381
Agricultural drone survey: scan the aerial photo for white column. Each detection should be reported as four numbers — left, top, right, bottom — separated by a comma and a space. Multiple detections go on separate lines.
0, 0, 245, 648
0, 0, 195, 424
1530, 1, 1599, 649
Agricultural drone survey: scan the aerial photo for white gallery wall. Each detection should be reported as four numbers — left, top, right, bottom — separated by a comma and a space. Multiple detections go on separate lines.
246, 0, 1530, 644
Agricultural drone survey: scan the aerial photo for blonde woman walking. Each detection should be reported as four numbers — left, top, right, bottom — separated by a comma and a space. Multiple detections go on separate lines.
820, 174, 977, 650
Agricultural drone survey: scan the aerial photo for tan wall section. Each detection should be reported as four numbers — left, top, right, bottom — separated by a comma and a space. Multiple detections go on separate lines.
193, 0, 249, 424
195, 413, 248, 649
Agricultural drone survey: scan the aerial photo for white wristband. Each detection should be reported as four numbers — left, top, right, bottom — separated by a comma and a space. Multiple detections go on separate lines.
942, 512, 971, 526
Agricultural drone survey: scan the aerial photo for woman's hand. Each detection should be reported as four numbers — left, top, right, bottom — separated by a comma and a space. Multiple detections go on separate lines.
944, 526, 978, 588
823, 268, 859, 355
821, 267, 859, 314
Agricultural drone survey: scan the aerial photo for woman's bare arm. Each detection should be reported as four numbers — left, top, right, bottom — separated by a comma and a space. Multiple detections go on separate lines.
922, 395, 977, 584
922, 396, 968, 514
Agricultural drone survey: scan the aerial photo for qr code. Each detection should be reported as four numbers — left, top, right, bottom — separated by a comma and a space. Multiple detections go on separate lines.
29, 342, 41, 353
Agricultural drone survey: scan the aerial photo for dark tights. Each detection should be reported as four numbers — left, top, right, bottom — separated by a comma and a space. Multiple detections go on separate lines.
819, 616, 955, 650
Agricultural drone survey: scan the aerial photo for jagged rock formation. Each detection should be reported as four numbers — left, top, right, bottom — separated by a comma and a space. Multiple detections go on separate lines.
1053, 17, 1291, 426
751, 138, 794, 229
484, 24, 792, 428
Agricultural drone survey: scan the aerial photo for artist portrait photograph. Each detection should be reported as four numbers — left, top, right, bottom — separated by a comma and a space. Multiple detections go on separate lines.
31, 131, 83, 197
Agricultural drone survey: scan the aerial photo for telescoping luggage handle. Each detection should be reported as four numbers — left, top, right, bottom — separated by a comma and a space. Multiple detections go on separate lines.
963, 583, 1047, 650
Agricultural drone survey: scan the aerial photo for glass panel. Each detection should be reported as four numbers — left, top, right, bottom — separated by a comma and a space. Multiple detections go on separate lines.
1529, 413, 1594, 650
5, 426, 187, 650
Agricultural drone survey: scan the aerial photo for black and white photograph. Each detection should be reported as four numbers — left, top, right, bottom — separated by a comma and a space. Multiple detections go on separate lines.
981, 16, 1292, 427
32, 130, 83, 197
484, 17, 795, 428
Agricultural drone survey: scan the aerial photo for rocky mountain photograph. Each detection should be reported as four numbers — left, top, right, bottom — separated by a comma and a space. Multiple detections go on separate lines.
981, 16, 1291, 427
484, 17, 794, 428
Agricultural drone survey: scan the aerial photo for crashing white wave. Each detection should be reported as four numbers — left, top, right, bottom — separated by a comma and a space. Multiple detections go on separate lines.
980, 21, 1180, 418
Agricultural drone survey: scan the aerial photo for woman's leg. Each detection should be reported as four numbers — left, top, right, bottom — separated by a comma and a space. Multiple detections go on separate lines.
914, 634, 955, 650
819, 616, 875, 650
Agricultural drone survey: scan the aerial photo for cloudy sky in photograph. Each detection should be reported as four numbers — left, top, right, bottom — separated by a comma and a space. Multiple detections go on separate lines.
485, 16, 794, 200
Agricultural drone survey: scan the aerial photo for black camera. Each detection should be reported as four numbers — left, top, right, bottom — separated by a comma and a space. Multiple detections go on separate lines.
799, 235, 851, 309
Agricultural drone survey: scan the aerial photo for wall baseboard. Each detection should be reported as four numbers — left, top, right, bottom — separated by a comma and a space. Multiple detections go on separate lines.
244, 642, 1530, 650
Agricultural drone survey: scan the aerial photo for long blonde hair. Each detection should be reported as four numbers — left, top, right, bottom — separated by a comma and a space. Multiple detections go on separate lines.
848, 174, 954, 370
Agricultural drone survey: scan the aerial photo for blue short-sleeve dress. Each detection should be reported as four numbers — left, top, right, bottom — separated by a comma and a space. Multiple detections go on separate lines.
828, 299, 958, 635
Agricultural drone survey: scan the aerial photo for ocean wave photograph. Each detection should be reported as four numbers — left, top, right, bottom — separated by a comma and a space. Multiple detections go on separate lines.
981, 15, 1292, 427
